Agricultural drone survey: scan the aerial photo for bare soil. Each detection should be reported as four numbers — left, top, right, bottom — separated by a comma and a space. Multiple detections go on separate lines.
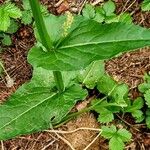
0, 0, 150, 150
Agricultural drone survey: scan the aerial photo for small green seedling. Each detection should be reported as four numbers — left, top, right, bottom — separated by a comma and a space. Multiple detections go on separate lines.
101, 125, 132, 150
139, 73, 150, 107
82, 0, 132, 24
124, 97, 144, 123
141, 0, 150, 11
139, 73, 150, 128
1, 34, 12, 46
0, 1, 21, 31
0, 19, 20, 46
0, 2, 21, 46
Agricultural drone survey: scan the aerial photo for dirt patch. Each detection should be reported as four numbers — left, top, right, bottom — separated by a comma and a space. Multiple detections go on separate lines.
61, 113, 102, 150
105, 47, 150, 99
0, 26, 34, 101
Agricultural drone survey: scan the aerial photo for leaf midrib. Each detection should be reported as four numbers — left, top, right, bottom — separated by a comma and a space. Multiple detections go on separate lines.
0, 93, 57, 130
60, 39, 150, 49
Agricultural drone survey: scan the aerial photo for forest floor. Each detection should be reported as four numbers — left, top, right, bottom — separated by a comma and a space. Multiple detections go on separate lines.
0, 0, 150, 149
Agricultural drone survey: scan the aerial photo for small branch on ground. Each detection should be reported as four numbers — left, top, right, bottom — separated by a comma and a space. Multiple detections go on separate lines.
45, 127, 102, 150
116, 114, 140, 132
92, 0, 104, 6
84, 132, 102, 150
78, 0, 87, 15
55, 0, 64, 7
41, 140, 56, 150
1, 141, 4, 150
52, 129, 75, 150
45, 127, 101, 134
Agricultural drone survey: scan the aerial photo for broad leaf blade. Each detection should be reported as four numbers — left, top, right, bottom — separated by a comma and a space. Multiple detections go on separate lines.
28, 16, 150, 71
0, 84, 87, 140
0, 67, 87, 140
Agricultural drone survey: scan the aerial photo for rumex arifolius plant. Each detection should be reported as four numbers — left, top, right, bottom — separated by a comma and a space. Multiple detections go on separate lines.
1, 0, 150, 142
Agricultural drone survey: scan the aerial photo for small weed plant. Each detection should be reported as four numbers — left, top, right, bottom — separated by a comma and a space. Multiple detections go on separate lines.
141, 0, 150, 11
0, 0, 47, 48
0, 1, 22, 47
1, 0, 150, 149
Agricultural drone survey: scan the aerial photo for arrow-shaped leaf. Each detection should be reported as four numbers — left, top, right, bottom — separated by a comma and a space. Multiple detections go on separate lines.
0, 67, 87, 140
28, 15, 150, 71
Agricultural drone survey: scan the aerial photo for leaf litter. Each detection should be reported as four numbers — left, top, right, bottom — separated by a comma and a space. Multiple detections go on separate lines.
0, 0, 150, 149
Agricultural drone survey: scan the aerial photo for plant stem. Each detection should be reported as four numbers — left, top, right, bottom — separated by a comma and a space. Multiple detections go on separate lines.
53, 71, 64, 93
54, 107, 90, 128
29, 0, 64, 93
54, 96, 108, 128
29, 0, 52, 50
54, 83, 119, 127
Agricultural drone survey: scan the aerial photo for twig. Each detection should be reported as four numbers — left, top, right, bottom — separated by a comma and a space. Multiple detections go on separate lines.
41, 140, 56, 150
30, 133, 43, 150
1, 141, 4, 150
45, 127, 102, 150
54, 0, 64, 7
121, 0, 130, 13
91, 0, 104, 6
53, 130, 75, 150
123, 0, 136, 13
116, 114, 140, 132
78, 0, 87, 15
84, 132, 102, 150
45, 127, 101, 134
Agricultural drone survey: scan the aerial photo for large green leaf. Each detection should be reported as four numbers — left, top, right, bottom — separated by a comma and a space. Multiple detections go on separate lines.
0, 85, 87, 140
0, 67, 87, 140
28, 15, 150, 71
16, 67, 78, 93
